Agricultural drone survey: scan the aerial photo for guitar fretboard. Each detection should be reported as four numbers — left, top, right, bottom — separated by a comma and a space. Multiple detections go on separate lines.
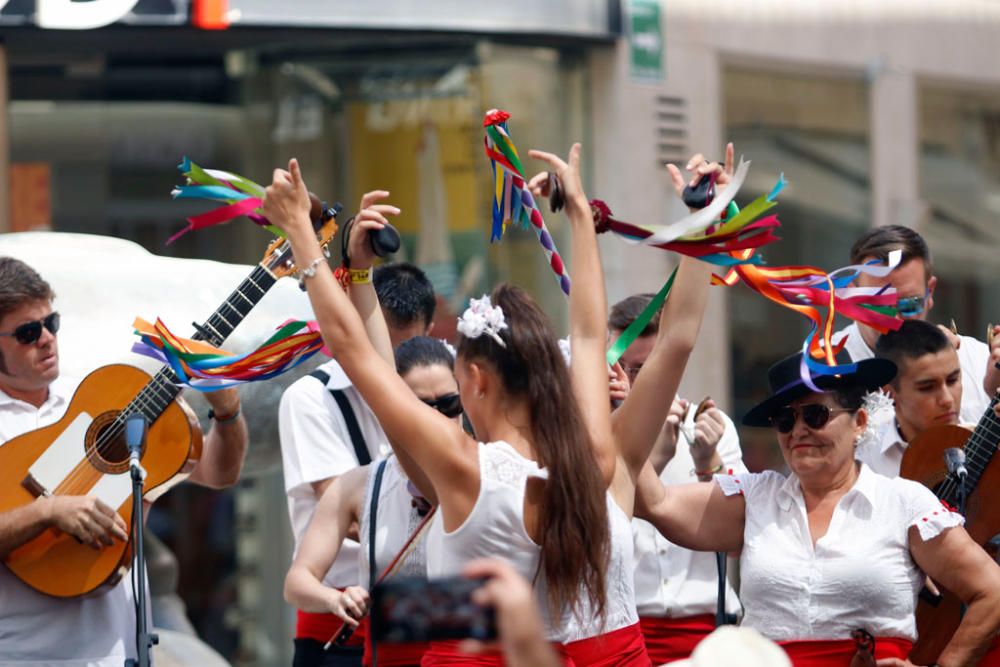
124, 264, 278, 423
939, 394, 1000, 504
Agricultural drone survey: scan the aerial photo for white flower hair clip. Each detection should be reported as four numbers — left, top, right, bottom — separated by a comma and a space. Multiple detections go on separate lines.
457, 295, 508, 348
439, 338, 457, 359
557, 337, 572, 367
858, 389, 895, 448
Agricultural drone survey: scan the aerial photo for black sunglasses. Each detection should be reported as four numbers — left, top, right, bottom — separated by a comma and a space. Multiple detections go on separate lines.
421, 392, 463, 418
0, 312, 60, 345
770, 403, 853, 434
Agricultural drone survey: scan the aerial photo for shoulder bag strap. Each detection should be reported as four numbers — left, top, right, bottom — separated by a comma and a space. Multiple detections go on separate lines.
368, 459, 388, 667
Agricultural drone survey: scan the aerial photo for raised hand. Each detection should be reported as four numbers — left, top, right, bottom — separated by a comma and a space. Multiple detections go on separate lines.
666, 142, 736, 202
45, 495, 128, 549
609, 362, 630, 405
348, 191, 400, 270
527, 144, 588, 219
262, 158, 313, 238
985, 323, 999, 397
690, 400, 726, 467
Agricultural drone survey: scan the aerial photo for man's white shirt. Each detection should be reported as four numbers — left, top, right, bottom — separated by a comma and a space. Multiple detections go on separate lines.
278, 359, 391, 588
632, 407, 745, 619
0, 377, 143, 667
856, 417, 908, 478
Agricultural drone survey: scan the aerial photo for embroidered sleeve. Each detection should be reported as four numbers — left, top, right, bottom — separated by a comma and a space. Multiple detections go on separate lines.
902, 480, 966, 542
713, 472, 750, 497
910, 500, 965, 542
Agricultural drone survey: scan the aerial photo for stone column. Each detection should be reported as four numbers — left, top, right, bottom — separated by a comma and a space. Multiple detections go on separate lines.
870, 63, 922, 229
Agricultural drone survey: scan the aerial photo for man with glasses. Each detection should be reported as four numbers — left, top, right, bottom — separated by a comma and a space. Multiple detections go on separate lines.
0, 256, 249, 666
834, 225, 999, 424
609, 293, 745, 663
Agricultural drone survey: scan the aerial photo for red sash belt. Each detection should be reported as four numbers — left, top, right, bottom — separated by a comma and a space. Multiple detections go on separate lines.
363, 636, 428, 667
421, 640, 575, 666
638, 614, 716, 664
977, 635, 1000, 667
296, 607, 365, 648
564, 622, 652, 667
778, 637, 912, 666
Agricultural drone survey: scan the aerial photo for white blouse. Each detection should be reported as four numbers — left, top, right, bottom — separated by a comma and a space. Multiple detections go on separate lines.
554, 493, 639, 643
425, 441, 547, 625
715, 463, 963, 642
358, 456, 428, 587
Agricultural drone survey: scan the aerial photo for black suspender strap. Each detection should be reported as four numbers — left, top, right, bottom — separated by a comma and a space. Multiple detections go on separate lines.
310, 369, 372, 466
368, 459, 388, 667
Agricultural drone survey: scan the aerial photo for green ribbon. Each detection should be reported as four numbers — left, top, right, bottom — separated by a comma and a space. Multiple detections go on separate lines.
606, 267, 678, 366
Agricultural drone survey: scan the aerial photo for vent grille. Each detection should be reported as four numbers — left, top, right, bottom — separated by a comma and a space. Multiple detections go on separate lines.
655, 95, 688, 166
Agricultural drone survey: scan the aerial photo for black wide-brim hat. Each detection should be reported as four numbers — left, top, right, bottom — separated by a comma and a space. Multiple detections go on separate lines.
742, 351, 897, 427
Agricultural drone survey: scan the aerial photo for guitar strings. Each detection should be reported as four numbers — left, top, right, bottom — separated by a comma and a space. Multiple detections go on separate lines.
60, 253, 329, 493
62, 263, 278, 489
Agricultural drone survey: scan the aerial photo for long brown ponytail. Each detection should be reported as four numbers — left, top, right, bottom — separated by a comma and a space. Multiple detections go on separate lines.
457, 284, 610, 620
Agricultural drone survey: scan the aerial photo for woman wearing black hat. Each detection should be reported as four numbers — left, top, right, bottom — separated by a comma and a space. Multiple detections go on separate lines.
634, 353, 1000, 667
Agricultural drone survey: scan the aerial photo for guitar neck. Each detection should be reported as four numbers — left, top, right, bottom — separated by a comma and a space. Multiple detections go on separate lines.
190, 264, 278, 346
127, 263, 278, 422
963, 394, 1000, 490
938, 394, 1000, 503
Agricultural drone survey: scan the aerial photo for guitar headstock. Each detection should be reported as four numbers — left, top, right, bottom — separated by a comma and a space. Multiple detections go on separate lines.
263, 196, 342, 279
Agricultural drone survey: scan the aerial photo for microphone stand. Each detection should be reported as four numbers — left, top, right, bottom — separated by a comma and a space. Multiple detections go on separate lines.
125, 414, 157, 667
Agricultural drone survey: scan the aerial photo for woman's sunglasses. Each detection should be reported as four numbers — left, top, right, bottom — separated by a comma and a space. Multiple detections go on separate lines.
770, 403, 853, 434
0, 312, 60, 345
421, 392, 463, 418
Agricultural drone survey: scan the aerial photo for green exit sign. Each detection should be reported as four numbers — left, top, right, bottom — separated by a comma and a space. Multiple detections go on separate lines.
629, 0, 664, 81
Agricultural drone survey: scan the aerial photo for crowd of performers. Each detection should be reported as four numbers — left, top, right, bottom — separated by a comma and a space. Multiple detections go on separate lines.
0, 138, 999, 667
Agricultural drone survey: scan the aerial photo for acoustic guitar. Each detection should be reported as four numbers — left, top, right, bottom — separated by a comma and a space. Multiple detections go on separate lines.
900, 391, 1000, 664
0, 206, 339, 598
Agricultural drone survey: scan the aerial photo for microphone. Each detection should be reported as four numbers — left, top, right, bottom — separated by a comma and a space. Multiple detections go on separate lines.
126, 413, 149, 472
944, 447, 968, 479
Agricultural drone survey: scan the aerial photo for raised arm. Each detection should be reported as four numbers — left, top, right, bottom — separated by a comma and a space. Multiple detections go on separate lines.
528, 145, 616, 485
612, 145, 732, 476
340, 191, 436, 500
284, 465, 371, 626
633, 461, 745, 553
345, 190, 398, 366
262, 161, 477, 520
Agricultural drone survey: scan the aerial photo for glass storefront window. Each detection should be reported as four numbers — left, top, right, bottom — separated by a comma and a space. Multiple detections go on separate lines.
918, 85, 1000, 341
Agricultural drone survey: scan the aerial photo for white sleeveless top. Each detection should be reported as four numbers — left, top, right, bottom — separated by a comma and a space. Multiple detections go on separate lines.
553, 493, 640, 643
358, 456, 429, 587
426, 441, 543, 580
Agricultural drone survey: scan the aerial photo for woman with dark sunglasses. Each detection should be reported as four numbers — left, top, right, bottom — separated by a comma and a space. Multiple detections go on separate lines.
285, 335, 461, 667
634, 352, 1000, 666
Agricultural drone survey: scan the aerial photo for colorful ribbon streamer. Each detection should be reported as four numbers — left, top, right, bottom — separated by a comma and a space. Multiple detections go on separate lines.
713, 250, 904, 390
168, 157, 279, 244
590, 173, 785, 266
606, 267, 678, 366
483, 109, 571, 296
132, 317, 325, 390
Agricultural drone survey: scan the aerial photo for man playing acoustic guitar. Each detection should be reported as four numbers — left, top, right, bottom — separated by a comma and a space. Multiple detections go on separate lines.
0, 256, 249, 667
858, 319, 1000, 477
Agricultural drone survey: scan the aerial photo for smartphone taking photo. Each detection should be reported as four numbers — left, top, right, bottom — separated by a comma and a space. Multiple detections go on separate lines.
371, 576, 498, 644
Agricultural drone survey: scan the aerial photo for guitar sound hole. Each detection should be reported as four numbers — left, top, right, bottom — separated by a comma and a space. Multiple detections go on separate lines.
85, 412, 135, 474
